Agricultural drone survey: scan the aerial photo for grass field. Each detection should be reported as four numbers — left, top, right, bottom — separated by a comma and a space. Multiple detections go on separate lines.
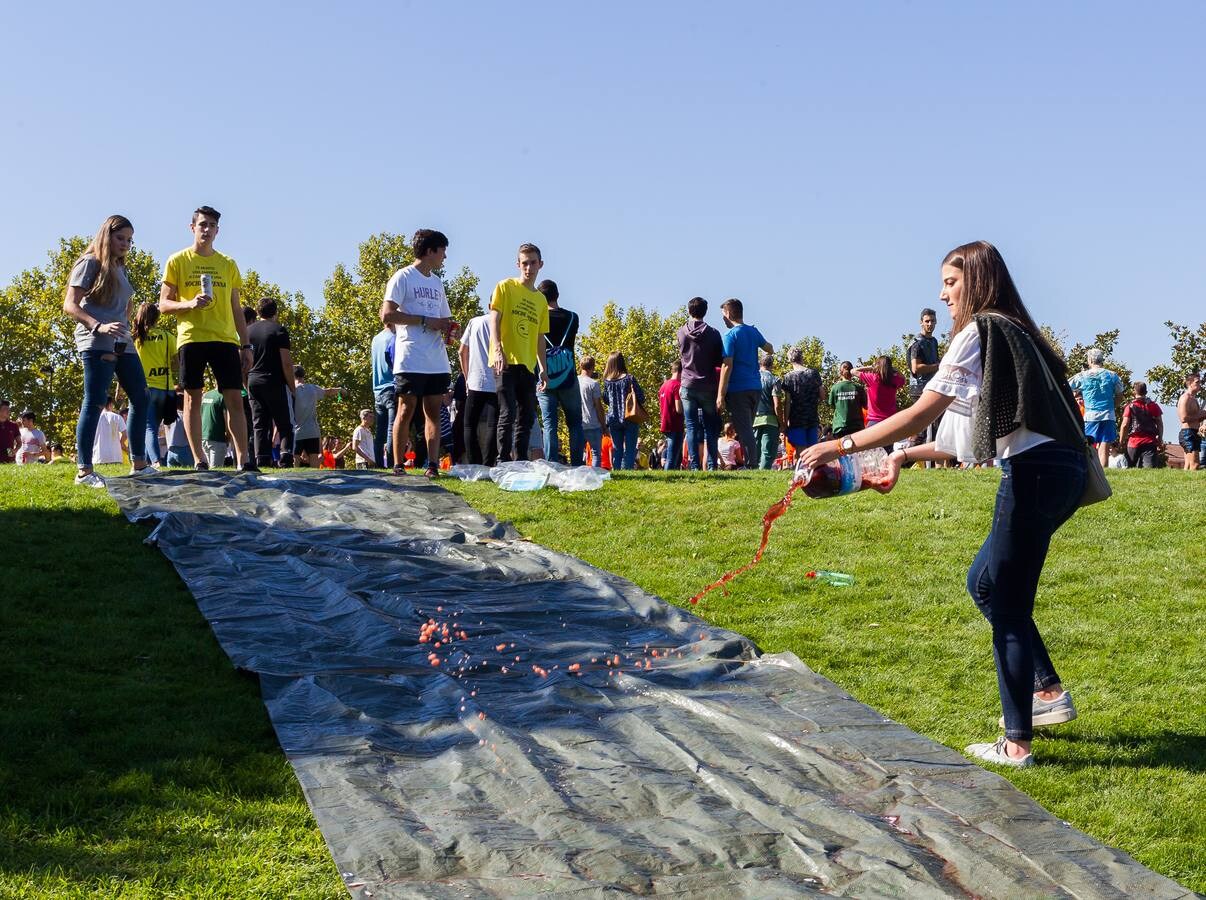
1, 464, 1202, 896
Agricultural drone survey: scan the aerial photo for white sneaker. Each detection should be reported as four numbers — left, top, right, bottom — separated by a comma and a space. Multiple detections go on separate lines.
965, 736, 1033, 768
74, 471, 107, 489
128, 465, 154, 477
999, 690, 1077, 729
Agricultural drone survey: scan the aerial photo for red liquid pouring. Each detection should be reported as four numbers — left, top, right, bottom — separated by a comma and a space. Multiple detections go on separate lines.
689, 482, 801, 604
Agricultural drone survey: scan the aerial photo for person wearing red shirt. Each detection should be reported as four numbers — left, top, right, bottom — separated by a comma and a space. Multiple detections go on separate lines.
658, 361, 685, 470
1119, 381, 1163, 468
0, 401, 20, 464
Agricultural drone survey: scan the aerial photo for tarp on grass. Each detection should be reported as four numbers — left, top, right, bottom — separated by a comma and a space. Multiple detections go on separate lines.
108, 472, 1193, 899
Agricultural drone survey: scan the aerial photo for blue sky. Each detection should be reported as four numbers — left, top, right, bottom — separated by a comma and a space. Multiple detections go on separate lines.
2, 1, 1202, 428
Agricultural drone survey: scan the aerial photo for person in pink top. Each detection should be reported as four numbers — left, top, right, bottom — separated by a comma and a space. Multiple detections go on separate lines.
657, 360, 685, 470
856, 356, 906, 448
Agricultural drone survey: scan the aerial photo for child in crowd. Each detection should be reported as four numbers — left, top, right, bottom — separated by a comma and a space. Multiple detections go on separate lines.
351, 410, 376, 469
716, 422, 743, 470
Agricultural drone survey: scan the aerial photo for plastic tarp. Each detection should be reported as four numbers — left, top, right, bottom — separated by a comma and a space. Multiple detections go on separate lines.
107, 472, 1193, 899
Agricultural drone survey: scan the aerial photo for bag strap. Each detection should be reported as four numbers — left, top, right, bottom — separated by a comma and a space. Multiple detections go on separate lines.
544, 311, 576, 350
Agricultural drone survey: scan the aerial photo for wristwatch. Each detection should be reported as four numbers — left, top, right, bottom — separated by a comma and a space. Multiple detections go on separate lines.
241, 344, 251, 350
838, 436, 857, 456
91, 322, 102, 335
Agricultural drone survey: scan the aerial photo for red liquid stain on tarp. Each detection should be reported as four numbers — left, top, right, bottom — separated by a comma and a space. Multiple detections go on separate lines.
689, 482, 801, 605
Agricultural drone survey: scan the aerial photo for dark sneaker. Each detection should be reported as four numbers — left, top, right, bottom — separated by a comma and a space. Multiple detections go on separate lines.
194, 460, 210, 472
999, 690, 1077, 729
966, 736, 1033, 768
235, 463, 261, 475
392, 465, 407, 476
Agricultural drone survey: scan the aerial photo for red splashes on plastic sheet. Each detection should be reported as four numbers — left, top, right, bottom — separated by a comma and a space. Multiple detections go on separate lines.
689, 482, 801, 605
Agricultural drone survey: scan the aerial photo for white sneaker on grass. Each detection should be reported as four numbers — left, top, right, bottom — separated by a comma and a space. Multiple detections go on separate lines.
999, 690, 1077, 729
128, 465, 154, 477
965, 736, 1034, 768
74, 471, 107, 488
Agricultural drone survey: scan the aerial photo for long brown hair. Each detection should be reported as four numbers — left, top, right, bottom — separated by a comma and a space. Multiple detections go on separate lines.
603, 351, 629, 381
943, 241, 1066, 378
133, 301, 160, 346
873, 355, 894, 383
78, 214, 133, 307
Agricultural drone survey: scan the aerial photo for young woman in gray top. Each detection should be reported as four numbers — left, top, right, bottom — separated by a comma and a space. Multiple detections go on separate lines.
61, 215, 150, 487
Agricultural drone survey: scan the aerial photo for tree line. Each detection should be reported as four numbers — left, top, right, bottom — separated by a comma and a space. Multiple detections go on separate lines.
1, 233, 1200, 451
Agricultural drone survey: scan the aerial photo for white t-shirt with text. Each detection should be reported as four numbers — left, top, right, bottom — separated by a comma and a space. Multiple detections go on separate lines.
93, 409, 127, 464
385, 265, 452, 375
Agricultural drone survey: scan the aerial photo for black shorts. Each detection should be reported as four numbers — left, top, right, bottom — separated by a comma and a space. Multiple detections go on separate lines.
180, 341, 243, 392
394, 371, 451, 398
295, 437, 321, 455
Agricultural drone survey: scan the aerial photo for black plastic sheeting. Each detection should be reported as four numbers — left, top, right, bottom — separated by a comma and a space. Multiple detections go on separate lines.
107, 472, 1193, 899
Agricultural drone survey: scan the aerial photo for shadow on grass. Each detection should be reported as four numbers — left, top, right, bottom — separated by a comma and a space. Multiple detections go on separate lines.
1047, 732, 1206, 772
0, 502, 320, 885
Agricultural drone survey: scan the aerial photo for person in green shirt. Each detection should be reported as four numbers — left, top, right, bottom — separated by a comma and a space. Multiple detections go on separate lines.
200, 387, 228, 468
827, 361, 866, 438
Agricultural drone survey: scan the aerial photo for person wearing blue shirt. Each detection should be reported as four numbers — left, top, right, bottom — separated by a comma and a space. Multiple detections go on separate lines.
717, 298, 772, 468
1068, 348, 1123, 468
370, 325, 396, 467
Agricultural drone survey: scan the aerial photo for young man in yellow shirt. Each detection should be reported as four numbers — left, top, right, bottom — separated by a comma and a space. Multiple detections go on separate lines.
489, 243, 549, 463
158, 206, 255, 472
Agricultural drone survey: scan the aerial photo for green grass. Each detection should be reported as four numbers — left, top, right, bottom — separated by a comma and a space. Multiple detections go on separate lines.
0, 464, 1201, 895
0, 466, 344, 898
442, 467, 1206, 892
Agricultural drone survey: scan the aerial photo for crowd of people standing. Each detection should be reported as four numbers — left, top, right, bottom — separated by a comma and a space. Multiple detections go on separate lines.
2, 214, 1204, 481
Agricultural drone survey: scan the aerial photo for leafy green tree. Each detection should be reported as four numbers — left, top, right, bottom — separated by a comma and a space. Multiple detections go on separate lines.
577, 302, 687, 445
0, 237, 160, 449
1146, 321, 1206, 405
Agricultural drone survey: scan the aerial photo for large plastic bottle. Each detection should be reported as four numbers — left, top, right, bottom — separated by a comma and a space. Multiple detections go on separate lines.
794, 447, 892, 499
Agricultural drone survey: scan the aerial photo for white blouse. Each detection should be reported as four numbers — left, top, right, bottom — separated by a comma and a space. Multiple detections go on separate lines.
924, 322, 1052, 462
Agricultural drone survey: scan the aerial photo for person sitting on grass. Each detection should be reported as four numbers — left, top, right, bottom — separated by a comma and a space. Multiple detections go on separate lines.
716, 421, 744, 470
800, 240, 1088, 770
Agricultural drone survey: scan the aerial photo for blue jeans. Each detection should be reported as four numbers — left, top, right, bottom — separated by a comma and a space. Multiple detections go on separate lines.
537, 381, 585, 465
966, 442, 1085, 742
582, 426, 603, 466
607, 421, 639, 470
374, 388, 396, 468
681, 384, 721, 470
144, 387, 170, 464
662, 431, 684, 470
76, 350, 148, 470
167, 445, 193, 467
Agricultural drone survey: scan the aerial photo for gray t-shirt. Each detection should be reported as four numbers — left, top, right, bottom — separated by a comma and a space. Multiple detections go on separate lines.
579, 374, 602, 429
292, 383, 325, 440
70, 255, 136, 355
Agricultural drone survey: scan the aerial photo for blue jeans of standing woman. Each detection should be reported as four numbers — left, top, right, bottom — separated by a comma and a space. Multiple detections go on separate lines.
144, 387, 170, 465
76, 349, 148, 470
966, 441, 1085, 743
608, 421, 639, 470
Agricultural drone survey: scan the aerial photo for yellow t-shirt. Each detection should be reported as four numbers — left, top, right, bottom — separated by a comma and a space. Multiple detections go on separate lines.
162, 248, 243, 346
136, 326, 177, 390
489, 278, 549, 372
